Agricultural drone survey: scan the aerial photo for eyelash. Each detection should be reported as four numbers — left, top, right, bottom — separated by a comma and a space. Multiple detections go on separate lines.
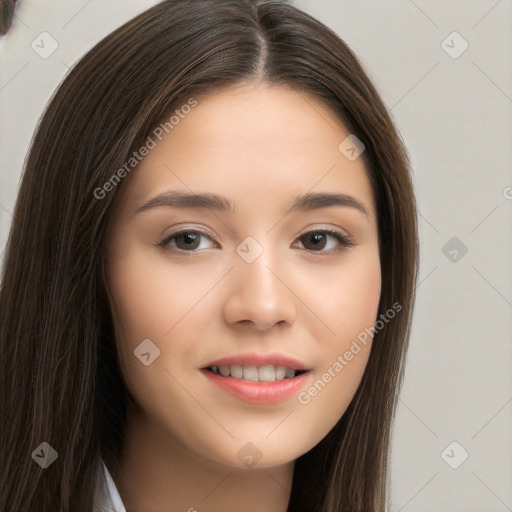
157, 228, 354, 254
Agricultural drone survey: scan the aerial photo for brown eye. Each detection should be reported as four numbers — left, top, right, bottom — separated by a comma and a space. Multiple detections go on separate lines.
175, 232, 202, 250
159, 230, 216, 252
301, 232, 328, 250
296, 230, 353, 252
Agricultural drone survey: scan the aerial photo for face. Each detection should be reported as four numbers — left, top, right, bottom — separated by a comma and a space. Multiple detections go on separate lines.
104, 82, 381, 469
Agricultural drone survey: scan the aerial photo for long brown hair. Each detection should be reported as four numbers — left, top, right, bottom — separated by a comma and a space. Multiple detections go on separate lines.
0, 1, 419, 510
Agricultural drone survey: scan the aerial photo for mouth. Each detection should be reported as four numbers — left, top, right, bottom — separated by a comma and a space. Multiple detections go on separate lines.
205, 364, 308, 381
200, 353, 311, 405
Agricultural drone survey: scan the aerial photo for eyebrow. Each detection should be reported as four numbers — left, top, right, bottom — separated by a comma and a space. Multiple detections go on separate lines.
133, 190, 370, 218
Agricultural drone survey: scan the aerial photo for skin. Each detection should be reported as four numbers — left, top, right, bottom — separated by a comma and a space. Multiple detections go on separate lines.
103, 82, 381, 512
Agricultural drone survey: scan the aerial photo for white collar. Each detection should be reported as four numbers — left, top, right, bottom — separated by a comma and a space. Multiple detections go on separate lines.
94, 460, 127, 512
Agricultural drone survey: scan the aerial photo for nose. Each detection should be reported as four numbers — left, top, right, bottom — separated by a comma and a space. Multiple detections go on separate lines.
222, 252, 297, 331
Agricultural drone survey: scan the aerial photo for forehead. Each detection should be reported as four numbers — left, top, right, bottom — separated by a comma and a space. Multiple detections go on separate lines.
115, 82, 376, 219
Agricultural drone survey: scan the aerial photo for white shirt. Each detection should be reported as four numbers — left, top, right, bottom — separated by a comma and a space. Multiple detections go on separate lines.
93, 461, 127, 512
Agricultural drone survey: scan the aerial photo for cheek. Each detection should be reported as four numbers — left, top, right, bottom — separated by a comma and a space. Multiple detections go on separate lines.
105, 243, 231, 385
104, 247, 209, 396
332, 257, 382, 337
299, 249, 382, 347
293, 251, 380, 426
327, 253, 381, 370
104, 248, 215, 411
106, 248, 212, 342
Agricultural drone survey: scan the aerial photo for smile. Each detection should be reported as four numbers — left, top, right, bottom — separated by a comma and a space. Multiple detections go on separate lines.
201, 352, 311, 405
207, 364, 307, 381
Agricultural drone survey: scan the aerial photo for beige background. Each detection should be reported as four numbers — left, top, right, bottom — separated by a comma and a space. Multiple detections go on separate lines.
1, 1, 511, 510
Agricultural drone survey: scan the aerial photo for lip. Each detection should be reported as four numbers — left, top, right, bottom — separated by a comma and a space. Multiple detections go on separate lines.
201, 352, 311, 405
201, 368, 310, 405
203, 352, 309, 371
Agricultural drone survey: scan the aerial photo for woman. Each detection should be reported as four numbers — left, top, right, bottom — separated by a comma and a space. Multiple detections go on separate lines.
0, 0, 419, 510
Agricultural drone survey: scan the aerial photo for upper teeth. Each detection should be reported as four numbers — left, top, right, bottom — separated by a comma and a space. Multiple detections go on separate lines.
209, 365, 297, 381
